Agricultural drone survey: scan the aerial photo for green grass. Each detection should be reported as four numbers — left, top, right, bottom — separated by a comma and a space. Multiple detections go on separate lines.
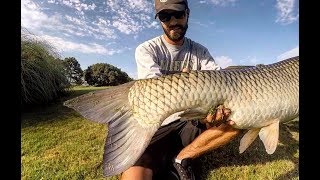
21, 86, 299, 180
194, 120, 299, 180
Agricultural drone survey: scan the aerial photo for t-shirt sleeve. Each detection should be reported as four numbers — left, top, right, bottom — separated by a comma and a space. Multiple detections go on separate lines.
200, 48, 221, 70
135, 44, 162, 79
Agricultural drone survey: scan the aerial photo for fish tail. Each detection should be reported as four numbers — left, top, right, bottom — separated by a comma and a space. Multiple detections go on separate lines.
64, 81, 135, 124
102, 111, 157, 176
64, 81, 158, 176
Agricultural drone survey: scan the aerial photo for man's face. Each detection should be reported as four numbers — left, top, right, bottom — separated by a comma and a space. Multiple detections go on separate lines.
158, 10, 188, 42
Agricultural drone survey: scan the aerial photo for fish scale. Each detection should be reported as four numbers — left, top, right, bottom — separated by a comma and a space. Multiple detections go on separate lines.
64, 56, 299, 176
129, 56, 298, 129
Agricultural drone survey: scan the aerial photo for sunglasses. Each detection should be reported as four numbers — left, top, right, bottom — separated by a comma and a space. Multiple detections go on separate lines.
157, 11, 186, 22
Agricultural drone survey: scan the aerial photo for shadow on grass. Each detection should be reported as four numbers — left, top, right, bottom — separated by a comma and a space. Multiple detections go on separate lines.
21, 88, 105, 128
21, 104, 80, 128
194, 120, 299, 180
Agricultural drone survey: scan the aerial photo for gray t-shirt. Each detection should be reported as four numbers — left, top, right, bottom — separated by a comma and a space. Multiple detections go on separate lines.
135, 35, 221, 79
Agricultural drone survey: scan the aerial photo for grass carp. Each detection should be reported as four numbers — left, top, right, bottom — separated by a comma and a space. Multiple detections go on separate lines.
64, 56, 299, 176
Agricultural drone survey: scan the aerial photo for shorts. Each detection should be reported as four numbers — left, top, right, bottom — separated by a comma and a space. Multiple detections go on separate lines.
133, 120, 207, 176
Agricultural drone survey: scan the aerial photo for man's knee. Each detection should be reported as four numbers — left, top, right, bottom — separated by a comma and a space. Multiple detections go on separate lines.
120, 166, 153, 180
180, 121, 204, 147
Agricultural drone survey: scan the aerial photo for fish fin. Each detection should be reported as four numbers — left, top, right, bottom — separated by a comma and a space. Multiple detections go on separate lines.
64, 81, 159, 176
239, 128, 260, 154
258, 120, 280, 154
63, 81, 135, 123
161, 108, 207, 126
103, 111, 158, 176
161, 111, 185, 126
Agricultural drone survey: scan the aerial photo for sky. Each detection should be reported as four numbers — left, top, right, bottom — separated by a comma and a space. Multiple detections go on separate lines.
21, 0, 299, 79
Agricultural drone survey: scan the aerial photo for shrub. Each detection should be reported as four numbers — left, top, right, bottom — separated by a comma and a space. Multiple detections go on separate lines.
21, 28, 71, 106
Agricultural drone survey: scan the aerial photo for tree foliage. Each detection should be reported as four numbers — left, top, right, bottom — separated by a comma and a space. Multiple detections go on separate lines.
84, 63, 133, 86
62, 57, 83, 85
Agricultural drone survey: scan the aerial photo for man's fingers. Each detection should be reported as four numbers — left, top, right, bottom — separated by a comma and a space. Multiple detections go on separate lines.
206, 114, 214, 121
215, 107, 224, 121
182, 68, 190, 73
205, 105, 233, 127
214, 106, 231, 122
227, 120, 235, 126
223, 108, 231, 117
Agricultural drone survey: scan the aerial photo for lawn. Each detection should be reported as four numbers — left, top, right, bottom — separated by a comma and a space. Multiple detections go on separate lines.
21, 86, 299, 180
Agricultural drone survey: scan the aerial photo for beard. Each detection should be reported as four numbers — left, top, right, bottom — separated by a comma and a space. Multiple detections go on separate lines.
162, 22, 188, 42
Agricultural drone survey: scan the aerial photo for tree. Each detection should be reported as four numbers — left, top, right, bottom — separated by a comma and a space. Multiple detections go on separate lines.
84, 63, 133, 86
62, 57, 83, 85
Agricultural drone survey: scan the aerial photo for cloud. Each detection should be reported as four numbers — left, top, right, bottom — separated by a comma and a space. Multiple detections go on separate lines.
191, 21, 209, 27
106, 0, 150, 13
21, 0, 50, 31
239, 56, 261, 66
106, 0, 155, 34
22, 0, 156, 42
214, 56, 234, 68
112, 19, 141, 35
21, 0, 159, 59
21, 0, 76, 33
57, 0, 96, 14
277, 46, 299, 61
202, 0, 238, 6
128, 71, 138, 80
248, 57, 259, 64
275, 0, 299, 25
147, 21, 160, 29
21, 0, 117, 40
39, 34, 123, 55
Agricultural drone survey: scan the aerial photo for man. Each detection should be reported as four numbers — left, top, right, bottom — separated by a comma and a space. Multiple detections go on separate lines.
121, 0, 241, 179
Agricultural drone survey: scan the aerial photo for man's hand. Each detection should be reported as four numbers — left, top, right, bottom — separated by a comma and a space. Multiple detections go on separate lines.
176, 104, 240, 160
182, 68, 190, 73
202, 105, 234, 128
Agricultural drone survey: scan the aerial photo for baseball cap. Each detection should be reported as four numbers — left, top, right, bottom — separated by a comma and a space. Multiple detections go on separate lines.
155, 0, 189, 15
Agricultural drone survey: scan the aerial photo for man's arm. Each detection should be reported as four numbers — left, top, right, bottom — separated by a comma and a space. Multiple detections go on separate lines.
135, 44, 162, 79
176, 117, 240, 160
199, 48, 221, 70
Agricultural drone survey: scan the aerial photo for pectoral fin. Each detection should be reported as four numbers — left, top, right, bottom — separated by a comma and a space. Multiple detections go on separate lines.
258, 120, 280, 154
161, 108, 207, 126
239, 128, 260, 153
161, 111, 185, 126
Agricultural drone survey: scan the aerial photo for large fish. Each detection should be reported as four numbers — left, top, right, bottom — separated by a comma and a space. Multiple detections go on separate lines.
64, 56, 299, 176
